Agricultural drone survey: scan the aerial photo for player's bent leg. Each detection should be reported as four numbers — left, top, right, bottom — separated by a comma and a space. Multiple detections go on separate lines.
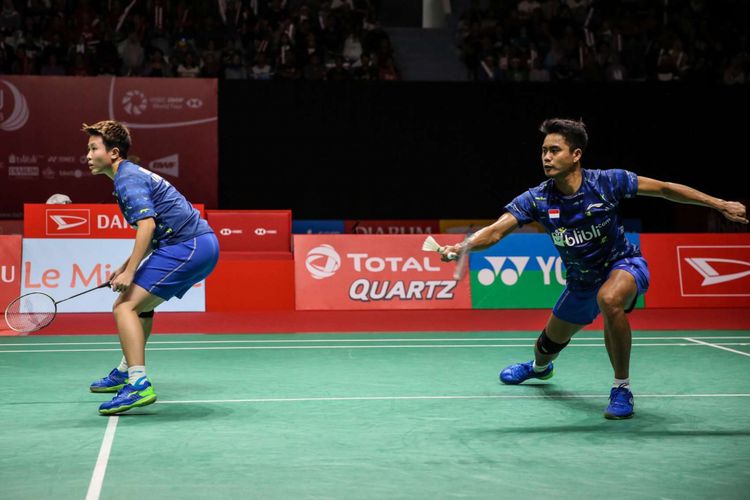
113, 285, 164, 367
499, 314, 584, 385
597, 270, 638, 419
99, 286, 163, 414
90, 309, 158, 393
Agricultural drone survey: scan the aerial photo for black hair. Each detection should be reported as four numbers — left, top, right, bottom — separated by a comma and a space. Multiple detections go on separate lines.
539, 118, 588, 153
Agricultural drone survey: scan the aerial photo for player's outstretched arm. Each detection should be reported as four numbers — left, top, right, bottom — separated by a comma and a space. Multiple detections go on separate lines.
637, 176, 748, 224
441, 212, 520, 259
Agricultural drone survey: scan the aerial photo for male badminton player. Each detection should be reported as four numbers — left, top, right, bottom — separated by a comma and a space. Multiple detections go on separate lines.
441, 118, 747, 419
83, 120, 219, 415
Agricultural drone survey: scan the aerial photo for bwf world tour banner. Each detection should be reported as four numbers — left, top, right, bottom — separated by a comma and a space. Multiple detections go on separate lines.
0, 76, 217, 218
294, 235, 471, 310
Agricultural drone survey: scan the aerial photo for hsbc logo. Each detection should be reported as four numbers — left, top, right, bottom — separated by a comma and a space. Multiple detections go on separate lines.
678, 246, 750, 297
306, 245, 341, 279
219, 228, 243, 236
46, 209, 91, 235
186, 98, 203, 109
254, 227, 278, 236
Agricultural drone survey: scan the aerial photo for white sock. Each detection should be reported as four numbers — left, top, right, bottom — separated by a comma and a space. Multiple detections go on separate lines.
533, 361, 549, 373
117, 357, 128, 373
613, 378, 630, 389
128, 366, 148, 388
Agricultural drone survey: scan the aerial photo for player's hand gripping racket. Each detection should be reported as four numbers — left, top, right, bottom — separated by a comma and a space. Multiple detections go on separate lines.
4, 281, 111, 334
422, 235, 470, 280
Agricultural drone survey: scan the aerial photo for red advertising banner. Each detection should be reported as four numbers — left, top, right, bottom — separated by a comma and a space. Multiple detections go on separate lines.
0, 76, 217, 218
344, 220, 440, 234
206, 210, 291, 252
0, 235, 22, 310
24, 203, 204, 238
640, 234, 750, 308
294, 235, 471, 310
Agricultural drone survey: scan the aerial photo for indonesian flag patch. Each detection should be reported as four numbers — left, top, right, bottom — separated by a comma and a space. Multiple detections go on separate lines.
548, 208, 560, 219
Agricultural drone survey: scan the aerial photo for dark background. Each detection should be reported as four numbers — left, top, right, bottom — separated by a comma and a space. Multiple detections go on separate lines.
218, 81, 748, 232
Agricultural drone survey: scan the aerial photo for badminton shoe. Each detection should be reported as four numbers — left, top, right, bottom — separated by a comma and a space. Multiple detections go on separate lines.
604, 384, 634, 419
99, 381, 157, 415
90, 368, 129, 393
499, 360, 554, 384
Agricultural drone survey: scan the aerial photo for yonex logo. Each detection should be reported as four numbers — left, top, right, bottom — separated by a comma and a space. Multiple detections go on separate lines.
477, 255, 566, 286
684, 257, 750, 286
305, 245, 341, 279
477, 257, 530, 286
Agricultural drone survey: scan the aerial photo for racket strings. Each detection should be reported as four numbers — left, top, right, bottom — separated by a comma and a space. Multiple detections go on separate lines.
4, 293, 56, 333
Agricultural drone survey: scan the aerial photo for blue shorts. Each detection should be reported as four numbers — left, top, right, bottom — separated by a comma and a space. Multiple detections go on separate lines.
552, 256, 650, 325
134, 232, 219, 301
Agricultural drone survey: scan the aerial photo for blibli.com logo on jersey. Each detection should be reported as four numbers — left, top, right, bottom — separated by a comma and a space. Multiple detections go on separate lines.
551, 221, 608, 247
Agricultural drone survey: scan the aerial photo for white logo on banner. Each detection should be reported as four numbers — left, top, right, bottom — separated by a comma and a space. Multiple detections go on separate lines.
49, 215, 87, 231
254, 228, 278, 236
186, 98, 203, 109
0, 80, 30, 131
306, 245, 341, 279
684, 257, 750, 286
108, 77, 217, 129
122, 90, 148, 115
149, 154, 179, 177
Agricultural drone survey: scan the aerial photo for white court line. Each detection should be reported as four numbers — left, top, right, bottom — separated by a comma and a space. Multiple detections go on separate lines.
2, 343, 750, 354
85, 416, 118, 500
684, 337, 750, 358
157, 393, 750, 405
2, 335, 750, 347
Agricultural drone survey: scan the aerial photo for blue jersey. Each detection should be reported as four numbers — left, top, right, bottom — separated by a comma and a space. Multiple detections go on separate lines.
505, 168, 641, 290
113, 160, 213, 247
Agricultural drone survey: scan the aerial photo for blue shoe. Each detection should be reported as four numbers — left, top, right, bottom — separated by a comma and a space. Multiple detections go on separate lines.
98, 381, 157, 415
604, 384, 635, 419
90, 368, 128, 393
499, 360, 554, 385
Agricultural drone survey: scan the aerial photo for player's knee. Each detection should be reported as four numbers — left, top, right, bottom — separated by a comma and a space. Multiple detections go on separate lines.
138, 310, 154, 319
596, 290, 622, 313
535, 329, 570, 356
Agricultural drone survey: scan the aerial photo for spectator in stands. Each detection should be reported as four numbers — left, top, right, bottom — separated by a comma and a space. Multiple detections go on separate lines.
142, 48, 172, 77
251, 52, 273, 80
224, 51, 248, 80
118, 31, 144, 76
176, 52, 201, 78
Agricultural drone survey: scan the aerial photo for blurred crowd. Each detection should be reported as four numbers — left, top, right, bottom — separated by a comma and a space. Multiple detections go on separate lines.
0, 0, 399, 80
457, 0, 749, 84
